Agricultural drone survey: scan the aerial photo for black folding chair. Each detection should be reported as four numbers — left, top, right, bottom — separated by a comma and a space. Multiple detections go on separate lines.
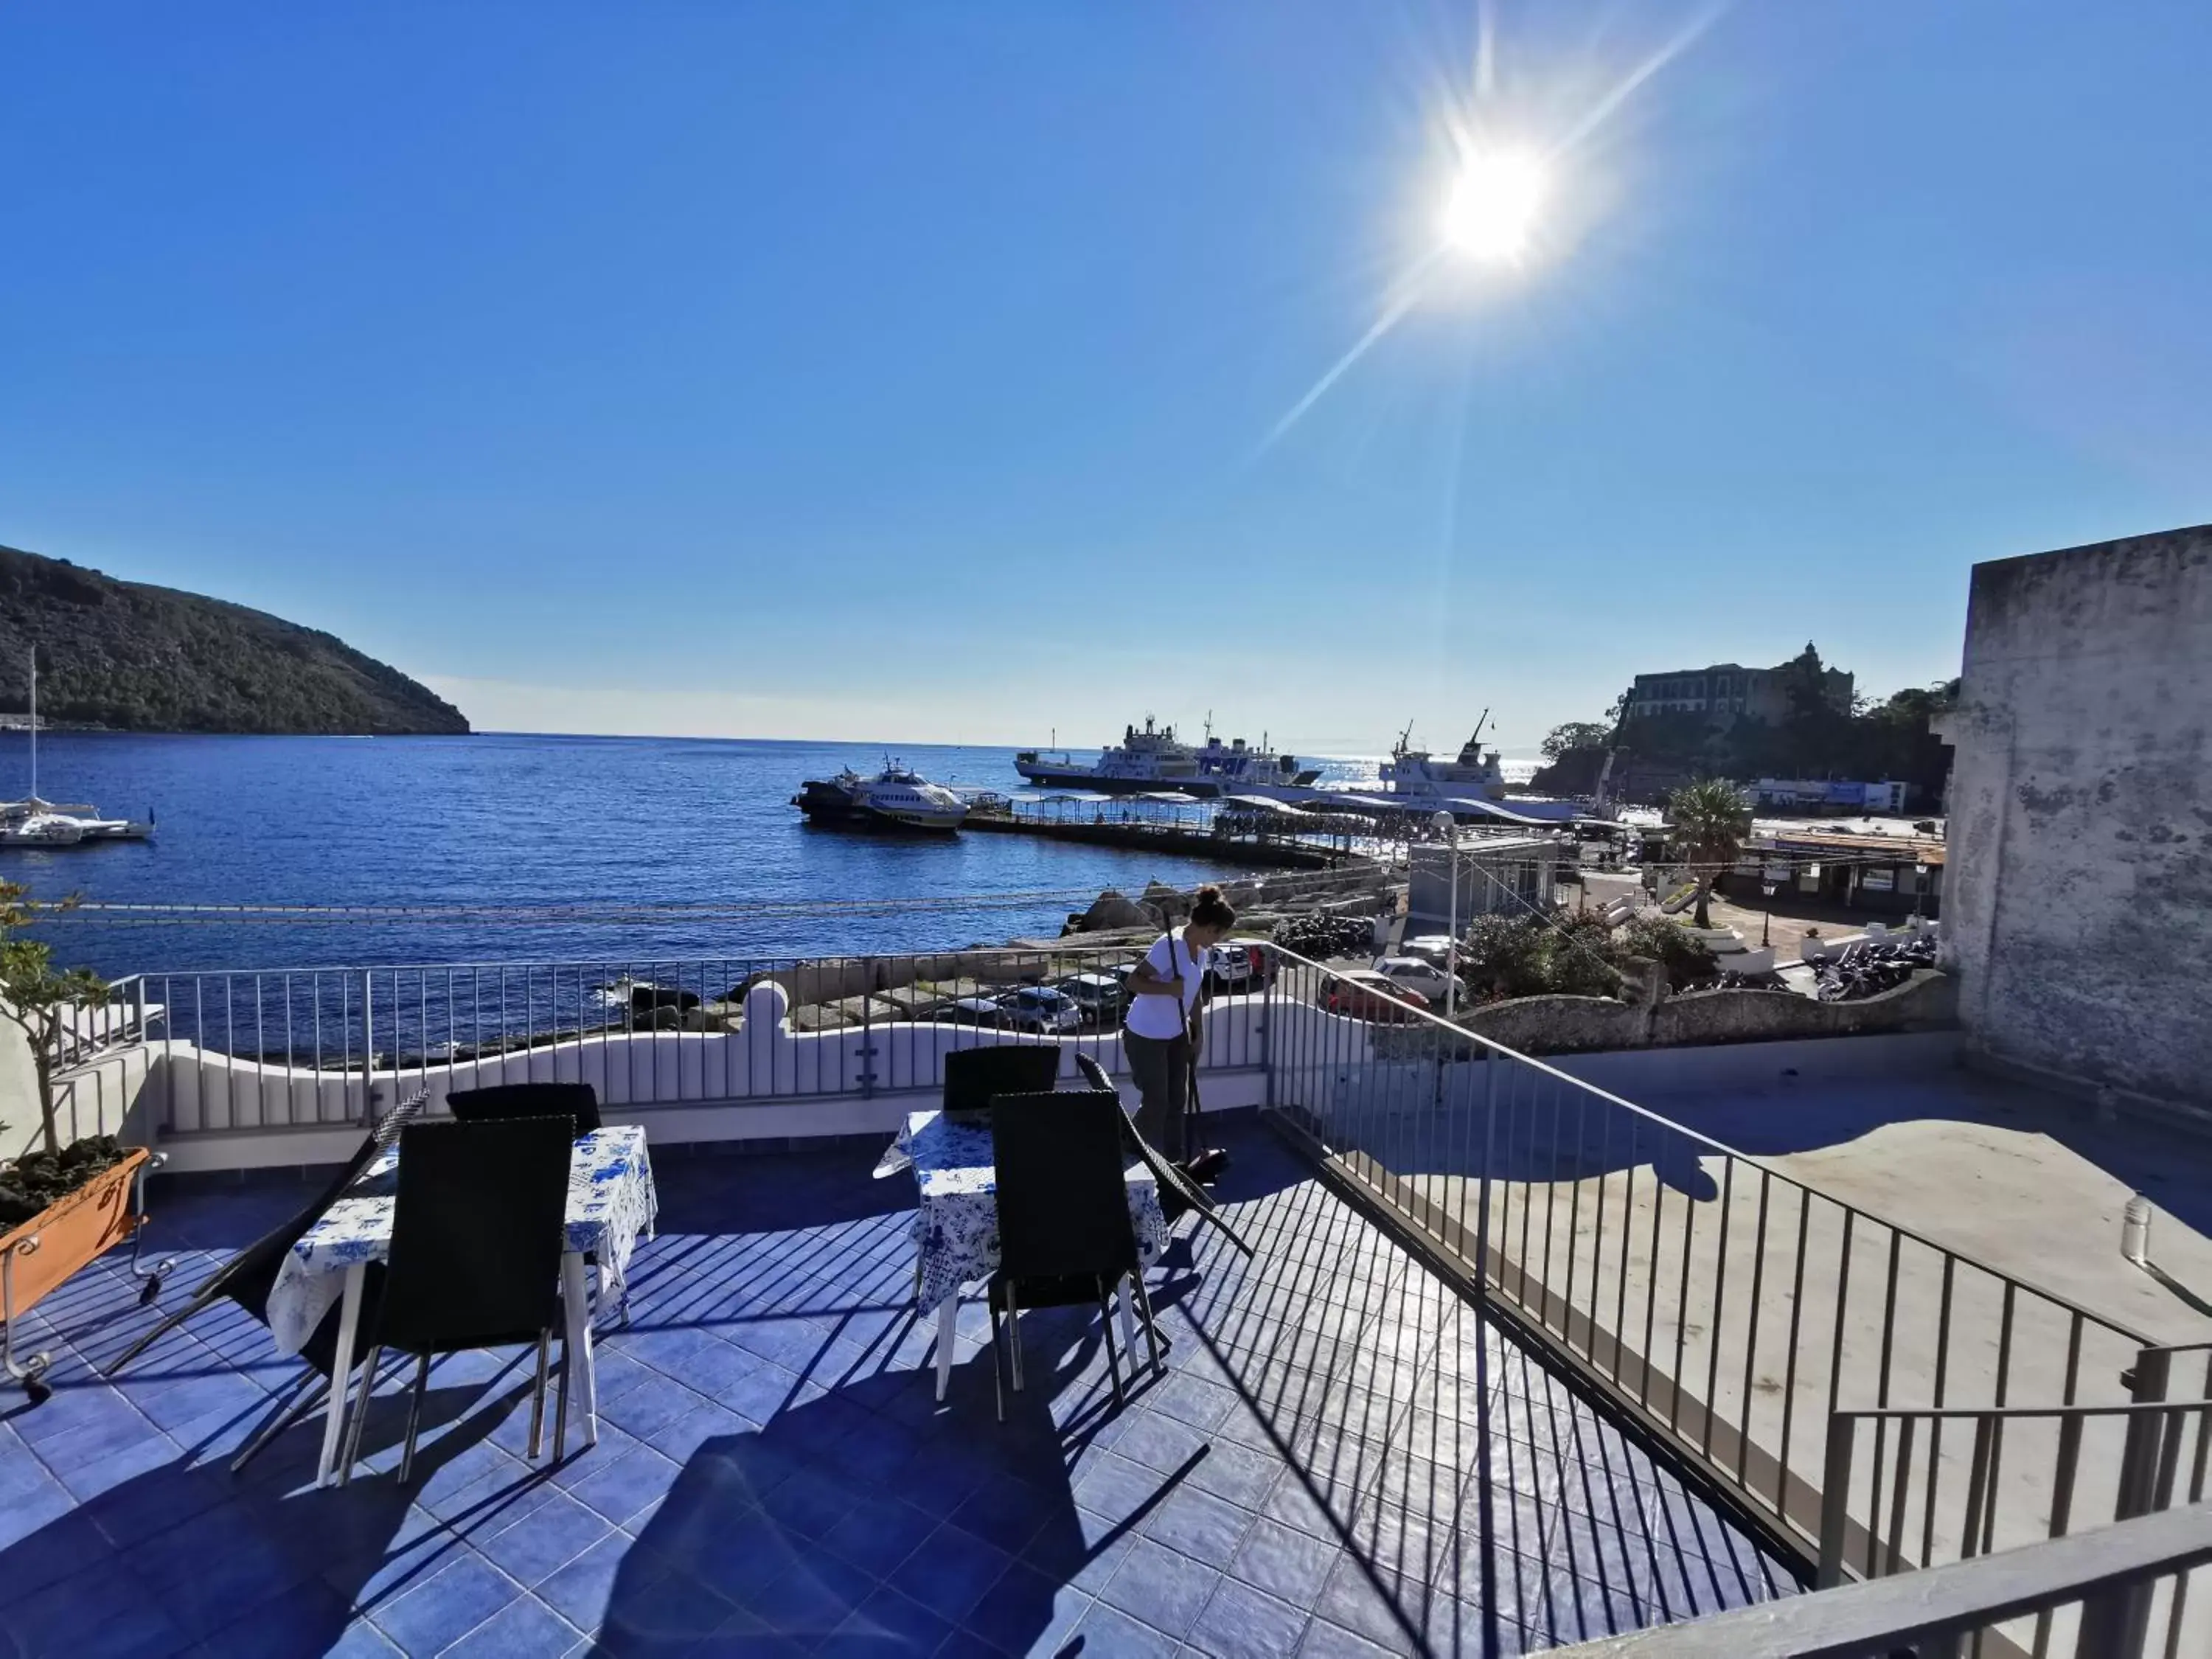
447, 1081, 602, 1135
942, 1044, 1060, 1125
338, 1116, 575, 1485
105, 1092, 428, 1470
1074, 1054, 1253, 1261
987, 1090, 1166, 1422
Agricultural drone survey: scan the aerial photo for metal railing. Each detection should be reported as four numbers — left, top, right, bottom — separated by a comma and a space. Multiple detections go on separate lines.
106, 946, 1278, 1135
1815, 1342, 2212, 1656
1256, 947, 2163, 1587
1545, 1501, 2212, 1658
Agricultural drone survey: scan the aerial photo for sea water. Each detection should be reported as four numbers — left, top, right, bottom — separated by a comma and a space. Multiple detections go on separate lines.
4, 731, 1380, 976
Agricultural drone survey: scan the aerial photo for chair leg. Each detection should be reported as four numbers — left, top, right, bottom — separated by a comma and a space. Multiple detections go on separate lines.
397, 1354, 432, 1484
229, 1366, 327, 1475
105, 1282, 220, 1376
1006, 1284, 1025, 1394
1098, 1288, 1125, 1409
337, 1343, 383, 1486
989, 1301, 1006, 1425
553, 1332, 570, 1464
1132, 1273, 1166, 1379
527, 1332, 551, 1460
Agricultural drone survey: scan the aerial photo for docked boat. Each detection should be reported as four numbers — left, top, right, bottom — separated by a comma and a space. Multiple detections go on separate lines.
1368, 715, 1585, 823
1192, 725, 1321, 793
793, 760, 968, 832
0, 660, 153, 848
1014, 717, 1202, 794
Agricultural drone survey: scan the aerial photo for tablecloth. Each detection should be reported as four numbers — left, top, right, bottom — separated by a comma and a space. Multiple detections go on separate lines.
898, 1109, 1169, 1312
266, 1124, 659, 1357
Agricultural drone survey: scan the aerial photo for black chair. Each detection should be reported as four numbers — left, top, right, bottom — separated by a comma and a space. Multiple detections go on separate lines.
942, 1045, 1060, 1125
987, 1089, 1165, 1422
339, 1115, 576, 1484
446, 1081, 602, 1135
1074, 1054, 1253, 1262
106, 1091, 428, 1472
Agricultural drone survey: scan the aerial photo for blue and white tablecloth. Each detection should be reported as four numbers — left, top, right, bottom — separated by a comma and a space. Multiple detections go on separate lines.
898, 1110, 1169, 1312
265, 1124, 660, 1357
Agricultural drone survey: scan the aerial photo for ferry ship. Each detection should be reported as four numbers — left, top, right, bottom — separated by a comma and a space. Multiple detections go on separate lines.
1015, 717, 1319, 798
792, 761, 968, 832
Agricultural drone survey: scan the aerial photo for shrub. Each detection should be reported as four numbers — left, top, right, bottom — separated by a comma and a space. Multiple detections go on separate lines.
1616, 917, 1719, 988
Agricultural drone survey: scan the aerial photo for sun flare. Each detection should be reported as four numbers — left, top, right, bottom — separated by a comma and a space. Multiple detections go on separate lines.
1439, 150, 1547, 262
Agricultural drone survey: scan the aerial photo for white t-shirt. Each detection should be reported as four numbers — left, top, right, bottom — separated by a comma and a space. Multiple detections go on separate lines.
1124, 928, 1214, 1041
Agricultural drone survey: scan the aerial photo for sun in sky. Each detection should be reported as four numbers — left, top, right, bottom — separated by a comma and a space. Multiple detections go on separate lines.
1439, 148, 1549, 263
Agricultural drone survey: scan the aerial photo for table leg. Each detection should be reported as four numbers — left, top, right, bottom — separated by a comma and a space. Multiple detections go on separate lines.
933, 1296, 958, 1402
316, 1265, 366, 1489
1118, 1281, 1138, 1372
562, 1252, 598, 1447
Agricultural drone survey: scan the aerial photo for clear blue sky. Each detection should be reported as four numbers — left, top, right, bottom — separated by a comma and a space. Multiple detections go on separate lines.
3, 2, 2205, 755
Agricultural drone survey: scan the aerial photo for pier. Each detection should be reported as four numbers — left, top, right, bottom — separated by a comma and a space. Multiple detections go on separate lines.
961, 793, 1360, 868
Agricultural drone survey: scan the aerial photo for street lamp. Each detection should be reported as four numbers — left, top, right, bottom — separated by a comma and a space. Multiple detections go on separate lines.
1760, 877, 1778, 948
1432, 809, 1460, 1018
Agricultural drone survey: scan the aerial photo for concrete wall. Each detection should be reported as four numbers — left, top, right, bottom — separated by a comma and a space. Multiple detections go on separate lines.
0, 1007, 38, 1161
1942, 524, 2212, 1114
1461, 970, 1957, 1057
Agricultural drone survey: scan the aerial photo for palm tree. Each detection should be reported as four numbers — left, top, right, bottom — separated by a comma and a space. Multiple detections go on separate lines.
1666, 778, 1752, 931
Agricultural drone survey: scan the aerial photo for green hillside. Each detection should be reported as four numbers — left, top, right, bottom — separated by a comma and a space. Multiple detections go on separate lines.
0, 543, 470, 734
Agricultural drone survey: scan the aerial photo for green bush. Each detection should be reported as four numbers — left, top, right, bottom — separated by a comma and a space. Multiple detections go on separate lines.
1615, 917, 1719, 987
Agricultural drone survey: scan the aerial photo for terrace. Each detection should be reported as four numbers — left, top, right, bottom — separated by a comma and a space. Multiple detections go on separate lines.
2, 1119, 1792, 1658
7, 944, 2211, 1656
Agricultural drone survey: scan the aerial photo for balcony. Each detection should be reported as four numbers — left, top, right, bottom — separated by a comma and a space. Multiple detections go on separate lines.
1, 1116, 1795, 1657
10, 945, 2211, 1655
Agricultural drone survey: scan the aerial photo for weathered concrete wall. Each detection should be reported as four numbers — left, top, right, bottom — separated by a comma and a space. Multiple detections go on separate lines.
1943, 525, 2212, 1110
1462, 970, 1956, 1057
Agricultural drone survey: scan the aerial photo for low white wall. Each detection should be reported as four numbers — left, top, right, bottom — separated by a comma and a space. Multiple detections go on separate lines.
0, 1007, 38, 1161
146, 981, 1301, 1174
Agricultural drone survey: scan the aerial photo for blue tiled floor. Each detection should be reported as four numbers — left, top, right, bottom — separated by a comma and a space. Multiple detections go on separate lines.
1, 1120, 1796, 1658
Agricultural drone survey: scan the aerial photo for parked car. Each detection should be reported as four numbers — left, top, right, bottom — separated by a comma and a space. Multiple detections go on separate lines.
1324, 970, 1430, 1023
947, 995, 1009, 1027
1000, 985, 1082, 1034
1207, 940, 1270, 993
1399, 934, 1458, 968
1371, 955, 1455, 1007
1057, 972, 1127, 1019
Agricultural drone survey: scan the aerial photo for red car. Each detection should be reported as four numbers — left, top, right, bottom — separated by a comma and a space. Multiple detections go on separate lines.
1324, 970, 1430, 1023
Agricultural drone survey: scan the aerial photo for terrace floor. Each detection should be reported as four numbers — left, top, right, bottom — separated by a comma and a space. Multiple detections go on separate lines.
1, 1119, 1795, 1659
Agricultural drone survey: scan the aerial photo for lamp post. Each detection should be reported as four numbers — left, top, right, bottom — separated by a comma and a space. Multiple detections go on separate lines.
1432, 809, 1460, 1018
1760, 877, 1778, 948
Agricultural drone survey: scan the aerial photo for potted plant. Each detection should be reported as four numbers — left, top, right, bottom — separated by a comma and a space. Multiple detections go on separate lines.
0, 881, 156, 1404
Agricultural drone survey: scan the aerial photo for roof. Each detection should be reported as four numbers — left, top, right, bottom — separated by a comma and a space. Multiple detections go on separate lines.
1753, 828, 1948, 865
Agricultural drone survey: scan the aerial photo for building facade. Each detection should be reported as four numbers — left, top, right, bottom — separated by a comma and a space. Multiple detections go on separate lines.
1625, 655, 1854, 726
1407, 834, 1561, 934
1939, 524, 2212, 1116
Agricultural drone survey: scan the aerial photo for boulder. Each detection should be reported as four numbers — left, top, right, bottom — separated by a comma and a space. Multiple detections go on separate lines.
1081, 890, 1156, 932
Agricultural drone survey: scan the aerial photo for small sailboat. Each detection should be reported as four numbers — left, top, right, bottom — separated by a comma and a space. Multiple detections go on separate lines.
0, 655, 153, 847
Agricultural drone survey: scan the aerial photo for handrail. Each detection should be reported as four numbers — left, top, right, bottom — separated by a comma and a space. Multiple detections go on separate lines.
1265, 943, 2156, 1348
1543, 1502, 2212, 1658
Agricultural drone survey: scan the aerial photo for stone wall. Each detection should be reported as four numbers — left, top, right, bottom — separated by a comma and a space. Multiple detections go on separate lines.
1941, 524, 2212, 1110
1460, 970, 1957, 1057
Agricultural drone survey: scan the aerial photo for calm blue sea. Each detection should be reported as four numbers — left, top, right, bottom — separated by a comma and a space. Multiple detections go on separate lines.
4, 732, 1380, 977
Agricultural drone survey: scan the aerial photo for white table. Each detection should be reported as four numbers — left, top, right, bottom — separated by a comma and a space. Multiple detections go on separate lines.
268, 1124, 658, 1486
896, 1110, 1169, 1401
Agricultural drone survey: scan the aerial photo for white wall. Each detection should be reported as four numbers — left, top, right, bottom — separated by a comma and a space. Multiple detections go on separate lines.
1943, 524, 2212, 1113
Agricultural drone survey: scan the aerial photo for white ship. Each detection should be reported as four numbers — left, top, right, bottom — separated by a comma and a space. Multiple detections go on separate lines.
1191, 723, 1321, 794
0, 658, 153, 848
1374, 714, 1582, 822
793, 760, 968, 832
1014, 717, 1202, 794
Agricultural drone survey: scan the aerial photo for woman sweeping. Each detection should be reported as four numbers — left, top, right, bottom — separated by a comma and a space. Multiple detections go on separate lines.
1122, 885, 1234, 1184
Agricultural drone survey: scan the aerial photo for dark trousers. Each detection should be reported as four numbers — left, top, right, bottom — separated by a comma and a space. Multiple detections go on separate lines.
1124, 1030, 1192, 1163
